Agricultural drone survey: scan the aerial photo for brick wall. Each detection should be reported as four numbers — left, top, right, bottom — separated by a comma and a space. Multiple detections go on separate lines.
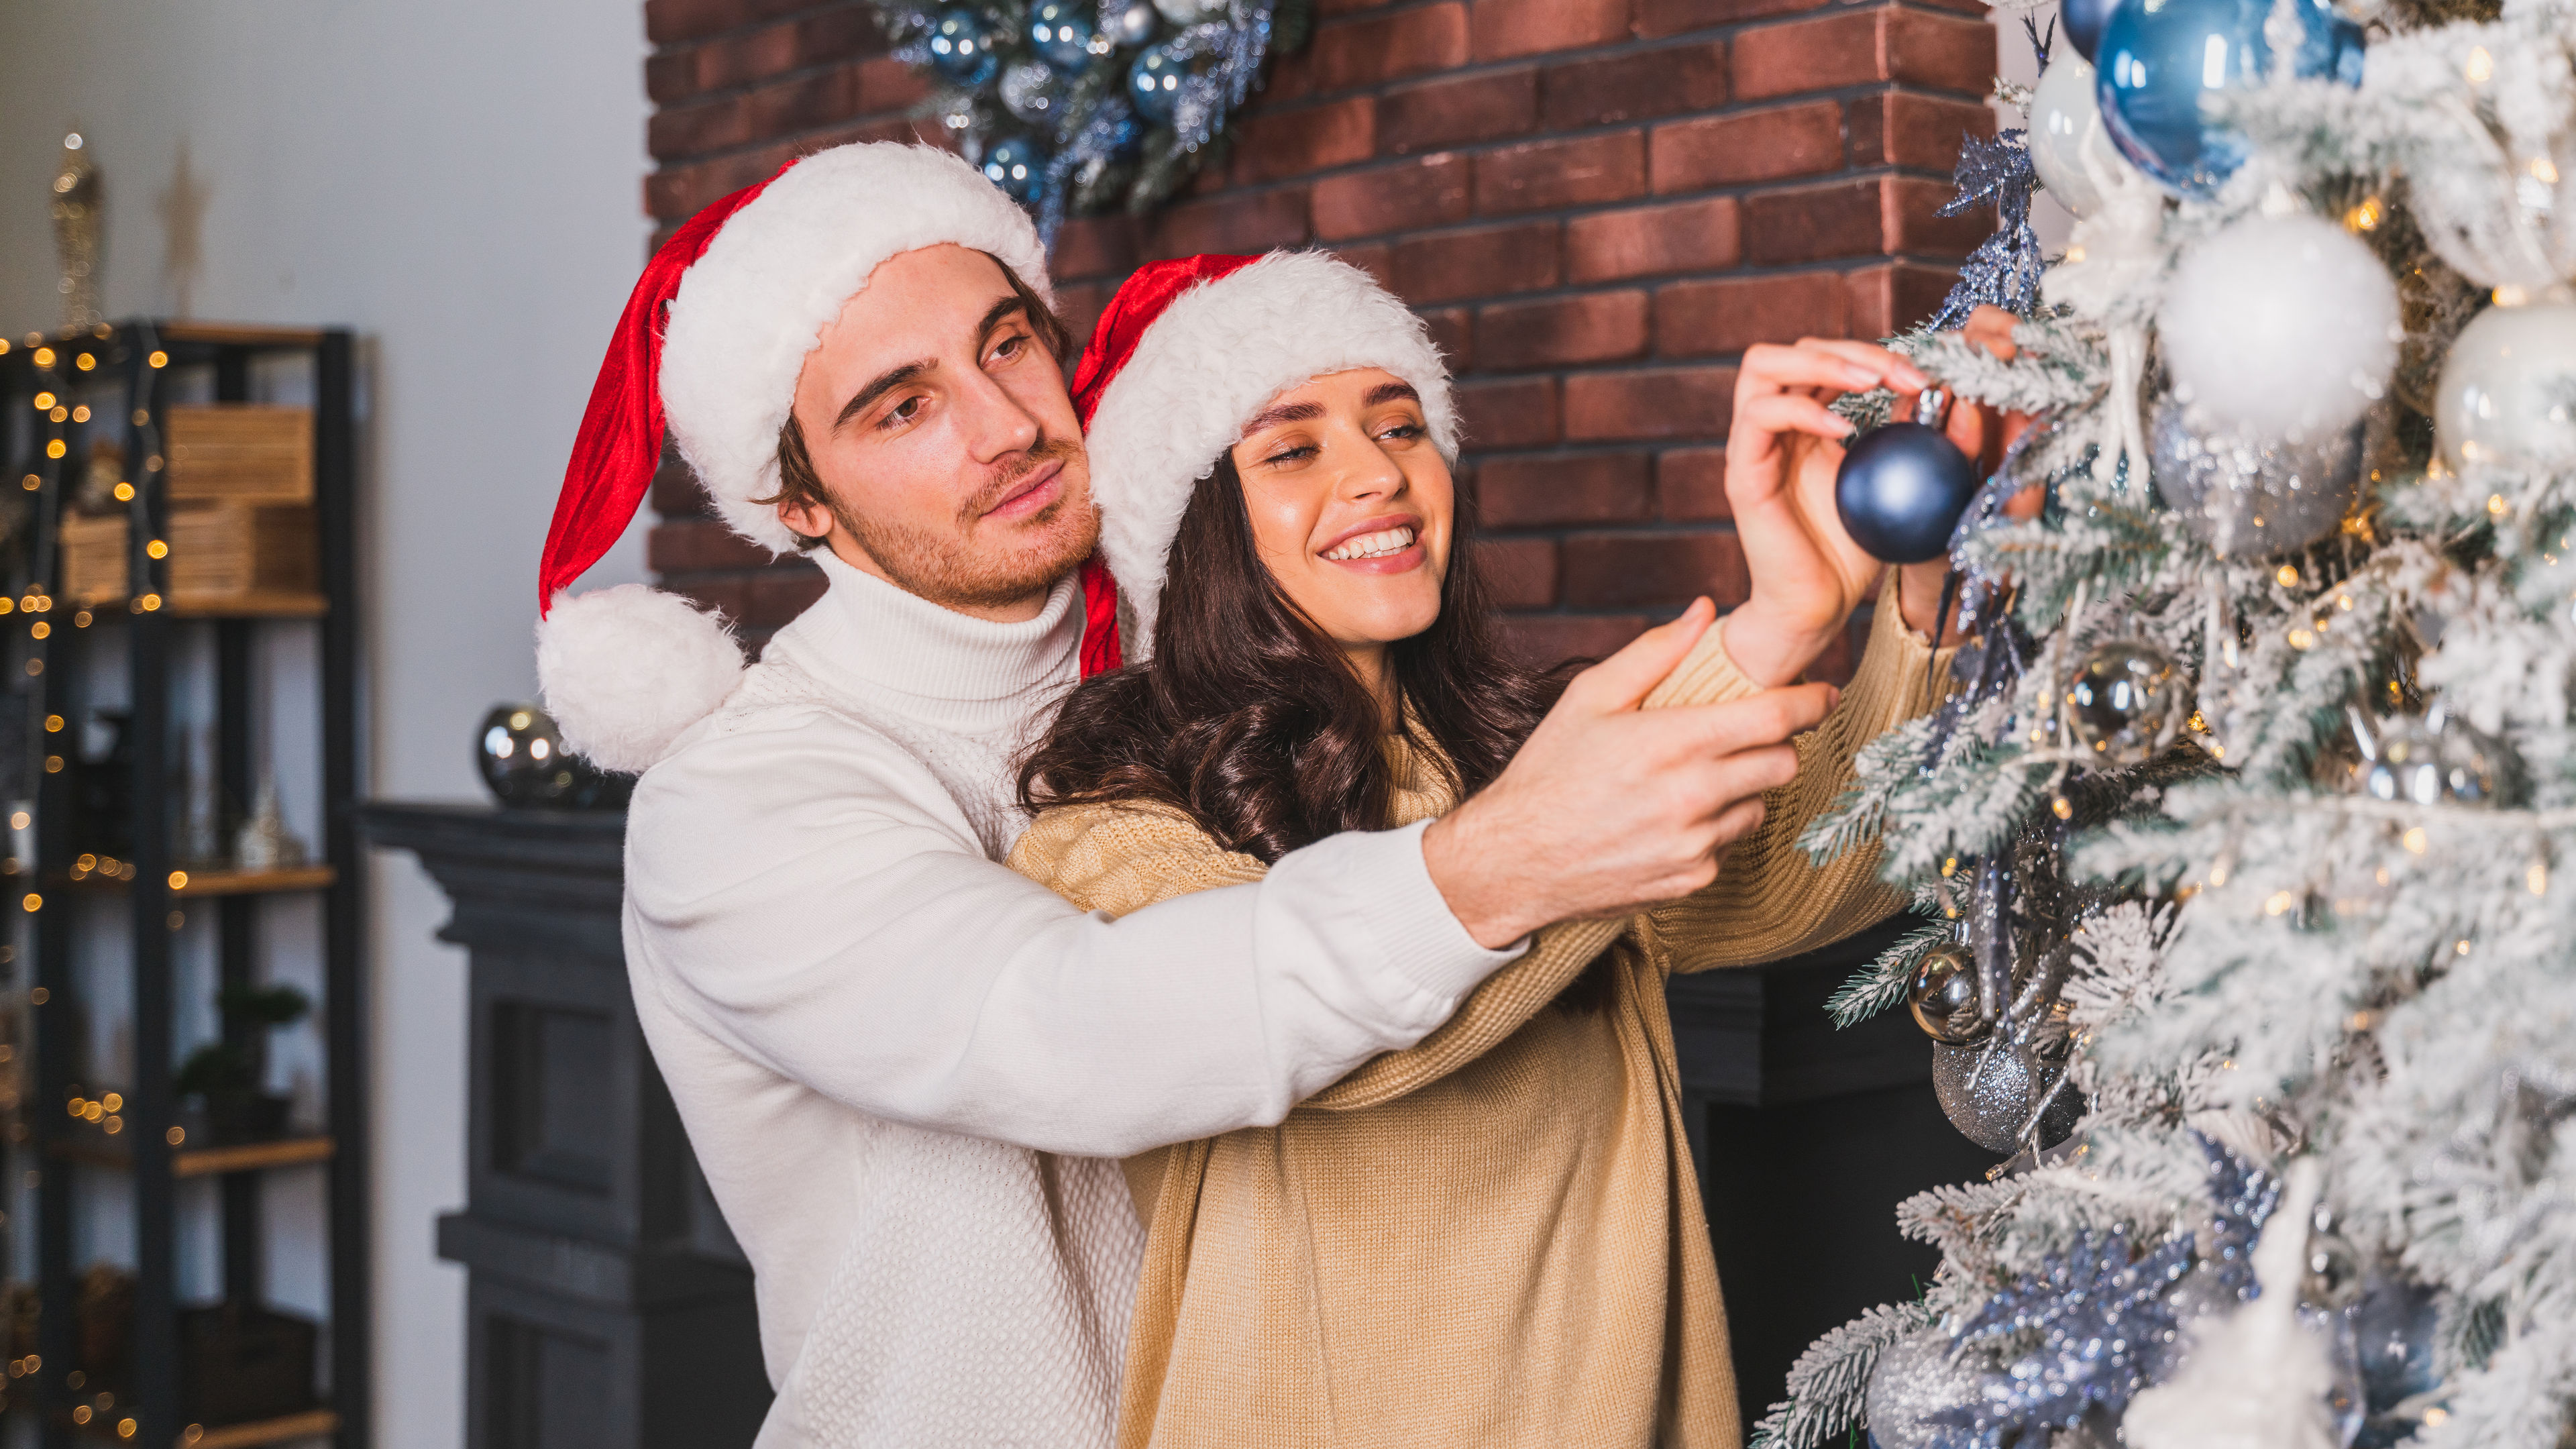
641, 0, 1997, 672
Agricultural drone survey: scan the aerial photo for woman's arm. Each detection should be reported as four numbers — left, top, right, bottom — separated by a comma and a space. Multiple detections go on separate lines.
1643, 574, 1955, 972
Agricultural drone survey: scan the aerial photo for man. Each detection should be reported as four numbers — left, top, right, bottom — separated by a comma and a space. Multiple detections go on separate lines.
534, 143, 1957, 1446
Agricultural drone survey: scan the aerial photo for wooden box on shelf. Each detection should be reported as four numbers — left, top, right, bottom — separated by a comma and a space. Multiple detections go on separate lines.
58, 505, 319, 608
164, 405, 312, 504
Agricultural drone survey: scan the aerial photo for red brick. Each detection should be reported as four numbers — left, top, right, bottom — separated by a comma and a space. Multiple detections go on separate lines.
649, 519, 771, 573
647, 50, 700, 107
1392, 222, 1561, 303
1424, 307, 1474, 369
670, 574, 754, 623
1499, 614, 1651, 667
855, 56, 930, 115
1650, 101, 1843, 193
1886, 175, 1990, 256
747, 66, 863, 140
1055, 280, 1115, 356
1638, 0, 1832, 35
1849, 91, 1996, 172
650, 95, 751, 162
1566, 197, 1741, 282
1657, 447, 1732, 519
1380, 70, 1537, 155
1472, 0, 1634, 61
1844, 262, 1961, 338
1319, 0, 1396, 12
1476, 131, 1646, 215
1146, 189, 1311, 259
1234, 99, 1377, 183
1332, 244, 1397, 290
1455, 376, 1562, 448
1312, 154, 1472, 241
1478, 291, 1651, 370
1562, 531, 1750, 607
1271, 2, 1470, 100
747, 561, 829, 627
1541, 44, 1727, 129
1051, 216, 1141, 282
1656, 271, 1849, 357
1477, 538, 1561, 608
645, 0, 807, 46
651, 449, 712, 519
1477, 453, 1654, 526
1884, 9, 1998, 96
1741, 178, 1882, 266
1563, 366, 1737, 441
650, 7, 881, 101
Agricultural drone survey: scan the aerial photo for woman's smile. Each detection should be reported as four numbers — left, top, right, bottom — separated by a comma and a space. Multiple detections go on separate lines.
1318, 515, 1426, 572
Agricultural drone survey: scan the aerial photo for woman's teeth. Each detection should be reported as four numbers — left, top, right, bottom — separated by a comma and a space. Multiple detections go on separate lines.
1322, 525, 1415, 561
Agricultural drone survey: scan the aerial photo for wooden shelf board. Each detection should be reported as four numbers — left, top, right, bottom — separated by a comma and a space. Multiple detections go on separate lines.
185, 1408, 339, 1448
61, 594, 329, 620
154, 322, 328, 350
50, 1133, 334, 1179
62, 865, 335, 897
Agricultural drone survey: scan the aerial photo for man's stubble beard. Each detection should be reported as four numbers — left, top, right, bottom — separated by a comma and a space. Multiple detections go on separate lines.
835, 436, 1101, 613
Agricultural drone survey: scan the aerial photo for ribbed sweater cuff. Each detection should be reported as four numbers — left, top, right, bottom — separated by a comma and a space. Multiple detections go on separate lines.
1357, 818, 1528, 1003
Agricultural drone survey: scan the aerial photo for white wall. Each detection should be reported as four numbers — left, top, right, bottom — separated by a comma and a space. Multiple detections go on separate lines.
0, 3, 649, 1444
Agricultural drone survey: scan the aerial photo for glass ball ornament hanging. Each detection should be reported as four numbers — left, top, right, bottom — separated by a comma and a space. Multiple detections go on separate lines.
2027, 54, 2118, 219
927, 5, 1002, 87
2095, 0, 2364, 197
2158, 213, 2400, 444
2434, 293, 2576, 471
2348, 707, 2518, 808
2059, 0, 2118, 63
2349, 1271, 2442, 1446
1128, 42, 1189, 123
477, 704, 632, 810
1833, 388, 1981, 564
980, 134, 1048, 204
2065, 638, 2186, 766
1105, 1, 1161, 48
1025, 0, 1102, 73
1932, 1038, 2082, 1154
2149, 399, 2362, 558
998, 62, 1060, 123
1152, 0, 1224, 20
1864, 1328, 1992, 1449
1908, 943, 1990, 1044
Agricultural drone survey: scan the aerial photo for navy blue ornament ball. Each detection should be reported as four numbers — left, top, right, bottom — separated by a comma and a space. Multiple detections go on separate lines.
2096, 0, 2363, 195
2058, 0, 2118, 62
1128, 43, 1188, 123
1835, 420, 1980, 565
980, 134, 1048, 203
1026, 0, 1099, 73
928, 5, 1002, 87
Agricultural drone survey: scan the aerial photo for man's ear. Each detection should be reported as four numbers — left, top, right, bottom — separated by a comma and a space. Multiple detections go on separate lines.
777, 497, 835, 543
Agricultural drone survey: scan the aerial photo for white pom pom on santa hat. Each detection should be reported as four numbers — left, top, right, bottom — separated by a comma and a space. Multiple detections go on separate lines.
533, 141, 1051, 769
536, 586, 745, 773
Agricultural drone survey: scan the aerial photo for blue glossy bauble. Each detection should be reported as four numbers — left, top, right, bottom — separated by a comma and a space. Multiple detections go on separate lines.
2096, 0, 2363, 195
2059, 0, 2118, 62
1128, 43, 1188, 123
980, 133, 1048, 203
1834, 422, 1980, 565
1026, 0, 1099, 73
927, 5, 1001, 87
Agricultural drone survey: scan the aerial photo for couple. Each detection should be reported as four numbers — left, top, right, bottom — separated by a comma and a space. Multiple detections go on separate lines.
534, 142, 1984, 1449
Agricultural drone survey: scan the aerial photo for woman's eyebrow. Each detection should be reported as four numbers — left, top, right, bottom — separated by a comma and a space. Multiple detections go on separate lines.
1362, 380, 1420, 407
1240, 399, 1326, 435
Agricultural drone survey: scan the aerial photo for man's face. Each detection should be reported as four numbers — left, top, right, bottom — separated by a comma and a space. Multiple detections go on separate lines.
782, 244, 1097, 620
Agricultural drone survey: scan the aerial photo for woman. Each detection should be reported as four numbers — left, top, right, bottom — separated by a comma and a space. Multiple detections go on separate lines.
1012, 251, 1966, 1448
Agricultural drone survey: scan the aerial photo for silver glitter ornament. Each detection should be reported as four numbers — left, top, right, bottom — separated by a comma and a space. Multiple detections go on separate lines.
1932, 1039, 2081, 1154
2348, 706, 2518, 808
1908, 943, 1989, 1044
2151, 398, 2361, 558
999, 61, 1061, 121
2066, 637, 2187, 766
1862, 1328, 1986, 1449
1105, 0, 1160, 46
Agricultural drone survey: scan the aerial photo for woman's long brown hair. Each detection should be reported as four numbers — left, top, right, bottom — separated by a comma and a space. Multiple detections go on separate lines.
1017, 452, 1572, 867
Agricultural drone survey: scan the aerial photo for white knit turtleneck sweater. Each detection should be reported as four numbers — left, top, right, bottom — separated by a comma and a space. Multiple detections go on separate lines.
622, 551, 1521, 1448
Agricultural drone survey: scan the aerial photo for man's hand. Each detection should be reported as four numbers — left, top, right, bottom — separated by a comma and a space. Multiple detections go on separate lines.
1421, 600, 1839, 949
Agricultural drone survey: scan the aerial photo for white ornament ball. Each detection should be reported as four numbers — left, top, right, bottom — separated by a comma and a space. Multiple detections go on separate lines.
2159, 214, 2400, 443
1152, 0, 1220, 21
2434, 295, 2576, 470
2028, 54, 2114, 218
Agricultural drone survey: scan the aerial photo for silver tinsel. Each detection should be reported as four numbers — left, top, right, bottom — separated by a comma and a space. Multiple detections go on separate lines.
1930, 130, 2046, 329
2149, 398, 2361, 558
1937, 1227, 2199, 1439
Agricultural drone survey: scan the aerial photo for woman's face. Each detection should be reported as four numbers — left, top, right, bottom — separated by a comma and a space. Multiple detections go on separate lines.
1227, 367, 1452, 651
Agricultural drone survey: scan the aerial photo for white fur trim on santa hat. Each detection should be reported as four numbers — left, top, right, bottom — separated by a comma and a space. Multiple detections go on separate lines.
1081, 250, 1458, 656
537, 585, 747, 773
661, 142, 1053, 555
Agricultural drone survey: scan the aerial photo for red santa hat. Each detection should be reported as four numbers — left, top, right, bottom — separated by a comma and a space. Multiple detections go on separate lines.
1071, 250, 1459, 657
534, 141, 1110, 772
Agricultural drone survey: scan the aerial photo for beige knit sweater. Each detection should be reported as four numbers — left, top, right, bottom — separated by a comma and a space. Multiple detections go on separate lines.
1006, 590, 1946, 1449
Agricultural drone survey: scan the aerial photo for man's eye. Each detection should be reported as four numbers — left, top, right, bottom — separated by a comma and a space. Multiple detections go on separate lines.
991, 331, 1029, 362
881, 396, 925, 429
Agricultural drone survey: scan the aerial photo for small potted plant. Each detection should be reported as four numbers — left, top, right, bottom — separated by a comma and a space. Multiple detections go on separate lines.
174, 983, 309, 1144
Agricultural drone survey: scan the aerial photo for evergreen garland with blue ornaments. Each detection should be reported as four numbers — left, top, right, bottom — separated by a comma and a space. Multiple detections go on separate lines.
871, 0, 1314, 247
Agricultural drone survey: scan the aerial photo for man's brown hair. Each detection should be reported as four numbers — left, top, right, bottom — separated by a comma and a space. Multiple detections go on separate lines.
765, 254, 1073, 551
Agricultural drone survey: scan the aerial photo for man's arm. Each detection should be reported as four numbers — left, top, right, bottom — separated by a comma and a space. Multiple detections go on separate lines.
625, 710, 1517, 1159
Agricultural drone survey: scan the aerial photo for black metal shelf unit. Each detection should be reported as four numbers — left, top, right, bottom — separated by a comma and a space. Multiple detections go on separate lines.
0, 321, 365, 1449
